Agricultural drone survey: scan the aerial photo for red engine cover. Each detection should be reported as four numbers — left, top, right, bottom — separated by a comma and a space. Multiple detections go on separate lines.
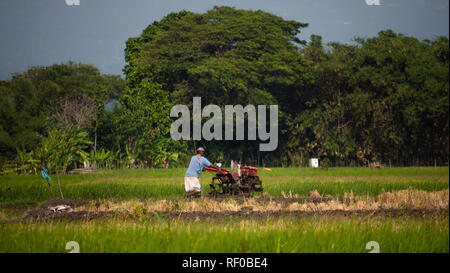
240, 166, 257, 176
204, 166, 239, 180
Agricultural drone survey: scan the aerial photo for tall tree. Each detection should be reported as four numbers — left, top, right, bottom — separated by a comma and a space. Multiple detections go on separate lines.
124, 6, 313, 165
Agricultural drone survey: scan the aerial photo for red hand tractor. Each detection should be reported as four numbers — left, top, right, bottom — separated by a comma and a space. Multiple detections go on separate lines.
204, 165, 263, 197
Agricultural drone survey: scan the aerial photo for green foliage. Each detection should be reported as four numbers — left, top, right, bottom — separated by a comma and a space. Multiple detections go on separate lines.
118, 78, 187, 168
0, 7, 448, 168
37, 127, 92, 173
124, 6, 312, 165
11, 148, 40, 175
93, 149, 110, 168
0, 62, 125, 165
289, 31, 449, 166
123, 7, 448, 167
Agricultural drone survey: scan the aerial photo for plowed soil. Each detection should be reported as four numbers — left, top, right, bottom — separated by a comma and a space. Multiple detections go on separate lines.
20, 207, 448, 222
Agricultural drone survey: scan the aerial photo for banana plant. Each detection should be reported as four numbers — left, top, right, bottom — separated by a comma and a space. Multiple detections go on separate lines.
16, 148, 31, 174
95, 149, 110, 168
37, 126, 92, 199
106, 150, 120, 169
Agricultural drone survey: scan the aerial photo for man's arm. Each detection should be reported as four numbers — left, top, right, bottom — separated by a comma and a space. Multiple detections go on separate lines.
202, 157, 219, 169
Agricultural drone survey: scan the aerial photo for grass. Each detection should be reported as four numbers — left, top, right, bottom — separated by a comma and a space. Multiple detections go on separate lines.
0, 167, 448, 205
0, 167, 448, 253
0, 216, 447, 253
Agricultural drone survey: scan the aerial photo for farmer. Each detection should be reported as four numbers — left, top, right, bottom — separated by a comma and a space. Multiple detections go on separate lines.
185, 147, 218, 197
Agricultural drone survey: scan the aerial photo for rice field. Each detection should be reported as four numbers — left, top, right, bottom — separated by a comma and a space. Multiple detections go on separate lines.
1, 216, 448, 253
0, 167, 448, 205
0, 167, 448, 253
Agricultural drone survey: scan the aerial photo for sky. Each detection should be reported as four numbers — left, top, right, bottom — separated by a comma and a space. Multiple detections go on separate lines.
0, 0, 448, 80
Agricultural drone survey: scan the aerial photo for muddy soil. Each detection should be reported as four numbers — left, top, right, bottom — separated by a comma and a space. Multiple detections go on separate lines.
22, 210, 113, 222
169, 208, 448, 220
17, 208, 448, 223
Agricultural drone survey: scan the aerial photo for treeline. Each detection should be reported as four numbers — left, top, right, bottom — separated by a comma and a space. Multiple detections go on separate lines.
124, 7, 449, 167
292, 33, 449, 167
0, 6, 448, 172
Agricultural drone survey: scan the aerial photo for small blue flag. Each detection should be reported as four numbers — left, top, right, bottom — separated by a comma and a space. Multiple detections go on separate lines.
41, 168, 51, 181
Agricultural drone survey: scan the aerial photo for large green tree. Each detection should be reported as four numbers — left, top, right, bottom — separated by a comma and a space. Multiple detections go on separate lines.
124, 6, 314, 165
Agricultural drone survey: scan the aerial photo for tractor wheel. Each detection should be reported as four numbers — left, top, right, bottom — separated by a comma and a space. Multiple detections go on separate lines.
231, 183, 240, 195
250, 176, 263, 193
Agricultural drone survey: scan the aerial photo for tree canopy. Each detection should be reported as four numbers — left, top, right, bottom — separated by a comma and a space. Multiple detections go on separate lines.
1, 6, 448, 170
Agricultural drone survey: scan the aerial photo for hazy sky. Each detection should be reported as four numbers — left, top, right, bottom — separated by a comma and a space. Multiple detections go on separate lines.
0, 0, 448, 80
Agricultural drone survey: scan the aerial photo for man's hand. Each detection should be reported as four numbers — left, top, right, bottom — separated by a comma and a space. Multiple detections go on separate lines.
209, 163, 220, 169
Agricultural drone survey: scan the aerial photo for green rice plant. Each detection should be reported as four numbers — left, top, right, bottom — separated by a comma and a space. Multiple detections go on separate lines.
0, 216, 447, 253
0, 167, 448, 205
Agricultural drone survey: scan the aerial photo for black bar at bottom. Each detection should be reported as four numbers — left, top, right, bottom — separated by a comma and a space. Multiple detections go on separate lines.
0, 253, 448, 272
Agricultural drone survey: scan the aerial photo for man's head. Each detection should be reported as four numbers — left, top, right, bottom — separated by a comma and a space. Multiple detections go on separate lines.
196, 147, 205, 156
